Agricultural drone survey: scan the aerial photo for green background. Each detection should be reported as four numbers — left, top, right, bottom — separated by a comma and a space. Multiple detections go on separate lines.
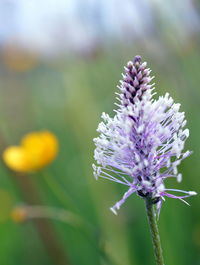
0, 12, 199, 265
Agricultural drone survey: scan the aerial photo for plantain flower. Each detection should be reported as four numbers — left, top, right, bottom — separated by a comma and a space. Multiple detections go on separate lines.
93, 56, 196, 215
3, 131, 58, 172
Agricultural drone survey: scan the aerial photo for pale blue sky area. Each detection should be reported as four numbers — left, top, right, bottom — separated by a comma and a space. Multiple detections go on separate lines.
0, 0, 199, 55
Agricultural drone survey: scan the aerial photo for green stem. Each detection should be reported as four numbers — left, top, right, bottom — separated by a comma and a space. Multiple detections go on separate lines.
41, 171, 77, 210
22, 204, 116, 265
41, 172, 116, 265
145, 198, 165, 265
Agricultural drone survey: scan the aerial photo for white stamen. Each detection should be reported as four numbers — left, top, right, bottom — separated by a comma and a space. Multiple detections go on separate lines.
177, 173, 182, 182
189, 191, 197, 196
110, 207, 117, 215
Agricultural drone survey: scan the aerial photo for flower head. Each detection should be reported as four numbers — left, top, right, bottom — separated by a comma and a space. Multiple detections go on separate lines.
3, 131, 58, 172
93, 55, 196, 215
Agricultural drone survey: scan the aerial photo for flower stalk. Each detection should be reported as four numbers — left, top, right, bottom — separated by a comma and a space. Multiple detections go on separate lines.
145, 197, 164, 265
93, 55, 197, 265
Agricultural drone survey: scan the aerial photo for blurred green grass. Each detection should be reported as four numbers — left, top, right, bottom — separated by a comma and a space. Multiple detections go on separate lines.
0, 43, 199, 265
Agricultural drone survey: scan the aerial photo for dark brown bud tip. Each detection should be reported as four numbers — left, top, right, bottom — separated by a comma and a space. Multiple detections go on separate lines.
133, 55, 142, 64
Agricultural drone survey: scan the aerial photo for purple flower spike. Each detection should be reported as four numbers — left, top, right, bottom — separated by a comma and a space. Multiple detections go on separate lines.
93, 56, 197, 215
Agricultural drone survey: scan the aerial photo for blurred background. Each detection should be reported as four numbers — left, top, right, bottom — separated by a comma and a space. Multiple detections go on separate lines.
0, 0, 199, 264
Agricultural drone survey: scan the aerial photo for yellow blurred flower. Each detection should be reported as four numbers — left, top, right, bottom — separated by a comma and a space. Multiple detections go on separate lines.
11, 207, 28, 223
3, 131, 58, 172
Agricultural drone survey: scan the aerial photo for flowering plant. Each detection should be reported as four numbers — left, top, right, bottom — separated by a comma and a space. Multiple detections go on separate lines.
93, 56, 196, 215
93, 56, 196, 264
3, 131, 58, 172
